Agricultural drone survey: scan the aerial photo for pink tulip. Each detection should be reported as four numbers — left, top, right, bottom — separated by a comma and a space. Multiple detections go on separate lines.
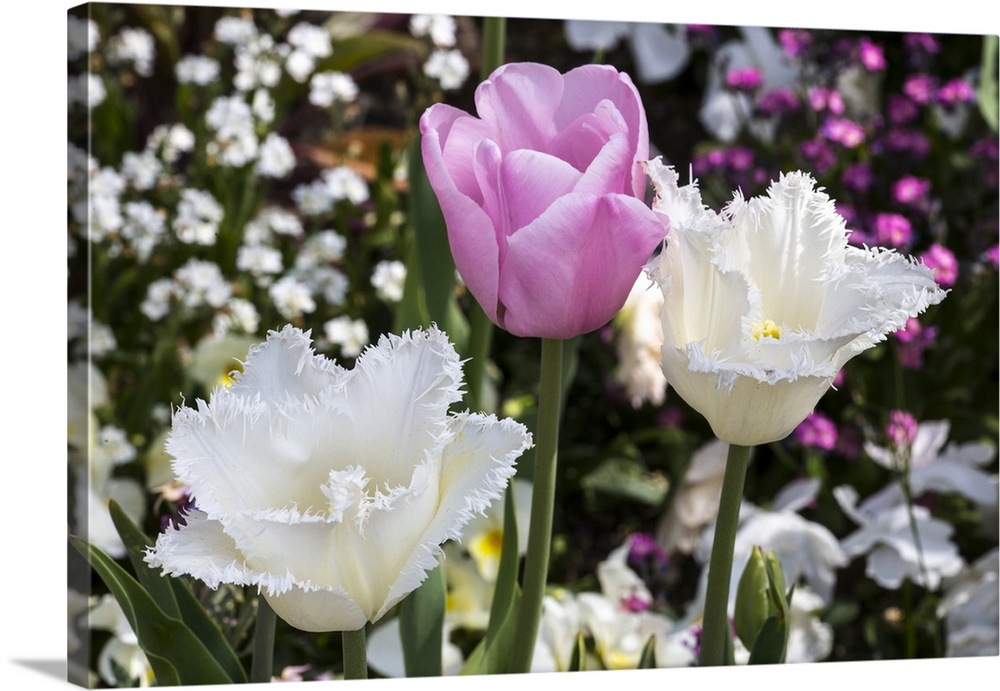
420, 62, 668, 339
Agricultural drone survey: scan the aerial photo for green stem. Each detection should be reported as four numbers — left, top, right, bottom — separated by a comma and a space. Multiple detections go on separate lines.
250, 596, 276, 683
465, 305, 494, 411
342, 626, 368, 680
508, 338, 564, 673
699, 443, 751, 667
480, 17, 507, 79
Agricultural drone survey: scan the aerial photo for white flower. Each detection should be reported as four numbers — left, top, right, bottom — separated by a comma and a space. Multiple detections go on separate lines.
251, 88, 275, 123
141, 278, 176, 321
937, 548, 999, 657
457, 477, 532, 582
862, 419, 998, 513
174, 189, 224, 245
205, 95, 259, 167
175, 258, 232, 308
309, 71, 359, 106
656, 438, 728, 554
409, 14, 457, 47
564, 21, 690, 84
269, 275, 316, 319
176, 55, 220, 85
256, 133, 296, 178
614, 272, 666, 408
214, 16, 258, 46
121, 150, 163, 190
322, 166, 369, 204
785, 587, 834, 663
106, 27, 155, 77
68, 15, 99, 60
237, 243, 283, 278
371, 260, 407, 303
285, 50, 316, 83
287, 22, 332, 58
67, 73, 105, 109
834, 485, 964, 590
423, 49, 469, 91
89, 595, 154, 687
645, 159, 946, 445
532, 590, 583, 672
145, 325, 532, 632
324, 316, 368, 357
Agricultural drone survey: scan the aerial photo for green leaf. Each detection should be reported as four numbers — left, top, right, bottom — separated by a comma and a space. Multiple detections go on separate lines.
108, 501, 248, 683
580, 457, 668, 506
637, 635, 657, 669
978, 35, 999, 131
734, 545, 772, 649
479, 588, 521, 674
747, 616, 788, 665
568, 632, 587, 672
484, 484, 519, 647
108, 501, 179, 619
324, 32, 427, 73
70, 536, 234, 686
399, 559, 446, 677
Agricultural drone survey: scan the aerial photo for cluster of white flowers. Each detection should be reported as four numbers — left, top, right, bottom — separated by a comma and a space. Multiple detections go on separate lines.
255, 131, 296, 177
285, 22, 333, 82
614, 273, 667, 408
120, 200, 166, 262
67, 73, 106, 109
106, 26, 156, 76
323, 315, 369, 357
173, 188, 224, 245
295, 228, 346, 268
268, 275, 317, 319
146, 123, 196, 164
212, 297, 261, 336
371, 260, 407, 303
141, 258, 232, 320
205, 95, 259, 167
120, 150, 163, 191
176, 54, 221, 85
309, 71, 358, 106
88, 166, 126, 241
68, 14, 99, 60
236, 244, 284, 280
244, 206, 304, 244
410, 14, 469, 91
409, 14, 457, 47
293, 165, 369, 215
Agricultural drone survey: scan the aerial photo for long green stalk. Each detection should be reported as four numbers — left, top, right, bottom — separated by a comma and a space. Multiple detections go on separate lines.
250, 596, 277, 683
508, 338, 564, 672
699, 443, 751, 667
342, 626, 368, 680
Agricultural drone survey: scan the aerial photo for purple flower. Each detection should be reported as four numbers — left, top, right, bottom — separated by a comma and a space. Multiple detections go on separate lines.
875, 213, 913, 248
920, 242, 958, 287
887, 410, 918, 447
629, 532, 669, 567
800, 139, 836, 173
986, 245, 999, 269
887, 94, 920, 125
903, 74, 937, 104
858, 37, 886, 71
821, 117, 865, 147
808, 87, 845, 114
892, 175, 931, 205
726, 146, 754, 172
420, 63, 667, 338
778, 28, 812, 57
937, 78, 975, 106
726, 67, 763, 91
842, 162, 874, 192
758, 87, 800, 115
905, 33, 939, 55
794, 411, 839, 451
620, 593, 650, 613
884, 129, 931, 158
894, 317, 939, 368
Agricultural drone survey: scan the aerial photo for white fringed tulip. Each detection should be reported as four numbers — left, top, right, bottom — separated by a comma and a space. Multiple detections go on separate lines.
145, 325, 532, 632
645, 158, 947, 445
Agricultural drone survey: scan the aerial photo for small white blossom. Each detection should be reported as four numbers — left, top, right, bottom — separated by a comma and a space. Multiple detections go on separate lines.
292, 179, 335, 215
175, 258, 232, 309
214, 16, 258, 46
147, 123, 195, 163
68, 15, 99, 60
614, 273, 666, 408
106, 27, 156, 76
91, 322, 118, 357
295, 265, 349, 305
410, 14, 457, 47
324, 315, 368, 357
287, 22, 332, 58
237, 243, 283, 277
309, 71, 359, 106
141, 279, 176, 321
269, 276, 316, 318
251, 88, 275, 123
214, 298, 261, 335
244, 206, 303, 244
176, 54, 220, 85
255, 132, 296, 178
371, 260, 407, 303
322, 166, 369, 204
121, 200, 166, 261
96, 426, 137, 465
206, 95, 259, 166
284, 50, 316, 83
174, 189, 224, 245
424, 49, 469, 91
67, 73, 105, 109
120, 150, 163, 190
296, 229, 347, 269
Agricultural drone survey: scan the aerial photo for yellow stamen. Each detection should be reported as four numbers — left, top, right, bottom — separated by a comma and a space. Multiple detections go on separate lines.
470, 529, 504, 561
751, 319, 782, 341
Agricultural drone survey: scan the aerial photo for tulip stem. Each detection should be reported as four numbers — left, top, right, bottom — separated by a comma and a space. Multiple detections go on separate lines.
509, 337, 564, 673
250, 596, 276, 683
480, 17, 507, 79
699, 443, 751, 667
342, 626, 368, 680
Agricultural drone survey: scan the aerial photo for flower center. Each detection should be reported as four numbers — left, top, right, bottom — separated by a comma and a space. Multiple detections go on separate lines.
751, 319, 782, 341
469, 529, 504, 562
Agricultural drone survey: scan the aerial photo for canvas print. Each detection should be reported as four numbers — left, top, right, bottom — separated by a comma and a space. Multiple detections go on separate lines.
67, 2, 999, 687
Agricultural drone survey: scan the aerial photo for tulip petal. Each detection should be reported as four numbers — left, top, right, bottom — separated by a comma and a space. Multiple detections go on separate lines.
494, 148, 581, 232
500, 193, 666, 338
227, 324, 341, 401
475, 63, 564, 153
374, 412, 529, 622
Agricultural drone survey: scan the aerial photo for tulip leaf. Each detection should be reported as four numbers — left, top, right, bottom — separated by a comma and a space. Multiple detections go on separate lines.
484, 484, 520, 647
637, 634, 657, 669
580, 457, 667, 506
978, 35, 998, 131
108, 501, 249, 683
399, 559, 446, 677
747, 616, 788, 665
70, 536, 234, 686
108, 500, 180, 619
568, 632, 587, 671
460, 586, 522, 675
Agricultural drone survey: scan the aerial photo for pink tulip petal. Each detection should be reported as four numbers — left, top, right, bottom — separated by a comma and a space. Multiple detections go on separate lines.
421, 123, 501, 324
499, 194, 668, 338
421, 104, 494, 204
475, 63, 564, 153
497, 149, 582, 232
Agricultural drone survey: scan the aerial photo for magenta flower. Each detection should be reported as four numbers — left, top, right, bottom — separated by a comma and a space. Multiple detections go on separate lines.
937, 78, 974, 106
887, 410, 918, 447
858, 37, 885, 71
726, 66, 763, 91
420, 62, 667, 338
903, 74, 937, 104
794, 412, 839, 451
892, 175, 931, 205
778, 28, 812, 57
874, 213, 913, 248
921, 242, 958, 287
